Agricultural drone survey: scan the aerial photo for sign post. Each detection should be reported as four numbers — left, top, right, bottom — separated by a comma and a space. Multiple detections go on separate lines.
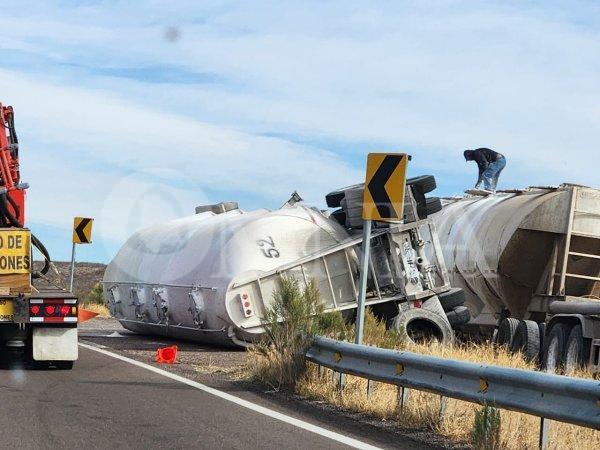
70, 217, 93, 292
355, 153, 408, 345
354, 219, 372, 345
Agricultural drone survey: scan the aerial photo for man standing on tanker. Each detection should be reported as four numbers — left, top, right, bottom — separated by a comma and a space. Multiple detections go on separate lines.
463, 148, 506, 193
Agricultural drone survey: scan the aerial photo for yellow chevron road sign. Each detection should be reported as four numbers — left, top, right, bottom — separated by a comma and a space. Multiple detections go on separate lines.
362, 153, 408, 221
73, 217, 93, 244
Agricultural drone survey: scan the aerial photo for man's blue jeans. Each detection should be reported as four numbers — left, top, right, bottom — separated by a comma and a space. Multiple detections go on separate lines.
477, 156, 506, 192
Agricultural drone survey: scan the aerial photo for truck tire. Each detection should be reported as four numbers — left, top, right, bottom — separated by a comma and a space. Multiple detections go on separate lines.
342, 187, 365, 201
538, 322, 546, 354
371, 302, 401, 327
564, 324, 590, 374
542, 322, 570, 373
439, 288, 466, 312
404, 206, 418, 223
407, 175, 436, 194
330, 209, 346, 226
345, 216, 364, 229
495, 318, 519, 347
510, 320, 541, 362
446, 306, 470, 327
392, 308, 454, 345
342, 205, 365, 217
326, 183, 364, 208
425, 197, 443, 216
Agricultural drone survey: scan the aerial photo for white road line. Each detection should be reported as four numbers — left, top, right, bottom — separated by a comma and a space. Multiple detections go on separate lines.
79, 342, 381, 450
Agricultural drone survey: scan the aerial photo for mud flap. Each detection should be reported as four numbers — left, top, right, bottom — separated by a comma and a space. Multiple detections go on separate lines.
32, 327, 78, 361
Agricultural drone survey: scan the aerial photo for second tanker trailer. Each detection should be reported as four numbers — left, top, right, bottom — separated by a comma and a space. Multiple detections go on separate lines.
432, 184, 600, 373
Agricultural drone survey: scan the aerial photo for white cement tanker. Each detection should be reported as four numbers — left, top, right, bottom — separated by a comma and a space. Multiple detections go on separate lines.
103, 205, 357, 346
104, 177, 463, 347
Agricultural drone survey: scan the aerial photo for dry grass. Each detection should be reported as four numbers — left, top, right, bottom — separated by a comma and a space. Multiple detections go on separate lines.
193, 357, 237, 375
295, 311, 600, 449
298, 365, 600, 449
79, 282, 111, 317
250, 307, 600, 449
80, 302, 110, 317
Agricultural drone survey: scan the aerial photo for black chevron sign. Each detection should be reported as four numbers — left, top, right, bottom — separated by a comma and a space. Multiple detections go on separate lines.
73, 217, 93, 244
362, 153, 408, 221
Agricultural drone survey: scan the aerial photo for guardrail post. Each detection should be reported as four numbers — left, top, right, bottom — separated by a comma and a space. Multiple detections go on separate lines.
318, 364, 325, 378
439, 396, 448, 421
396, 386, 410, 415
367, 380, 374, 398
334, 371, 346, 390
539, 417, 550, 450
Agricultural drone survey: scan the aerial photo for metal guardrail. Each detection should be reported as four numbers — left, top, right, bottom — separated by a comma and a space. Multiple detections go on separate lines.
306, 336, 600, 435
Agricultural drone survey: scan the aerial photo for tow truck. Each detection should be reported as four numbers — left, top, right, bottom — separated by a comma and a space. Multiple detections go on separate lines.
0, 103, 78, 369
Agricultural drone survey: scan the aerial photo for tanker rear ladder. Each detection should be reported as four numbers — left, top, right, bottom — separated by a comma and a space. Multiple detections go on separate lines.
543, 186, 600, 297
231, 218, 451, 316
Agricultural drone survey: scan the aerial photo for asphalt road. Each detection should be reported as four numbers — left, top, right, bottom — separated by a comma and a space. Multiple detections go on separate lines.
0, 345, 380, 450
0, 319, 443, 450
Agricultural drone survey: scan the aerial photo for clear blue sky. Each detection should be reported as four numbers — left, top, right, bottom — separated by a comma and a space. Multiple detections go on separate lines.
1, 1, 598, 263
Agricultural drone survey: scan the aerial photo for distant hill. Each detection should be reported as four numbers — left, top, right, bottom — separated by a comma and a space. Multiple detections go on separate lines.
33, 261, 107, 300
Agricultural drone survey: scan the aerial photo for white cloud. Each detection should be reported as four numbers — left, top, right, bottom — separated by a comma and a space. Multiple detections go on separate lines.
1, 1, 600, 261
4, 1, 596, 185
0, 70, 361, 259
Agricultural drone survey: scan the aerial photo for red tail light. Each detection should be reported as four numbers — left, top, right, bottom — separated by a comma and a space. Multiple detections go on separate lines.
240, 293, 254, 318
29, 299, 78, 322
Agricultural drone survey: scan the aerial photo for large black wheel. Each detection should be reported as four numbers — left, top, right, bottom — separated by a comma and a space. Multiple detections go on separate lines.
342, 187, 365, 201
341, 205, 364, 217
392, 308, 454, 345
425, 197, 443, 216
330, 209, 346, 226
407, 175, 436, 194
371, 302, 400, 328
510, 320, 541, 362
439, 288, 466, 312
564, 324, 590, 374
538, 322, 546, 361
446, 306, 470, 327
542, 322, 570, 373
496, 318, 520, 347
325, 183, 364, 208
345, 215, 364, 229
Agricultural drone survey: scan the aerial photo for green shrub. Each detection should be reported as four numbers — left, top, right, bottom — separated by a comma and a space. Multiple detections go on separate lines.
361, 308, 406, 349
247, 278, 408, 389
315, 310, 350, 340
471, 404, 503, 450
248, 277, 336, 389
85, 283, 104, 305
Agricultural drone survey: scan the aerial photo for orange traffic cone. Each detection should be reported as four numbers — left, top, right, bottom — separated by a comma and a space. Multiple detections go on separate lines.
156, 346, 178, 364
78, 308, 99, 323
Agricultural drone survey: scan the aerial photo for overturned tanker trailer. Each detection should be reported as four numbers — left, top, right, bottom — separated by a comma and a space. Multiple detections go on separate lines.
103, 176, 465, 347
431, 184, 600, 372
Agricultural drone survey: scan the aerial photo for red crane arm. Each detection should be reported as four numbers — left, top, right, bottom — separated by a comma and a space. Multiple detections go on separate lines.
0, 104, 25, 225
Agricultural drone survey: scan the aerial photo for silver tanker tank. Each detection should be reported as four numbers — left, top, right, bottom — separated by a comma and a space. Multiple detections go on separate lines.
103, 203, 354, 346
431, 184, 600, 329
